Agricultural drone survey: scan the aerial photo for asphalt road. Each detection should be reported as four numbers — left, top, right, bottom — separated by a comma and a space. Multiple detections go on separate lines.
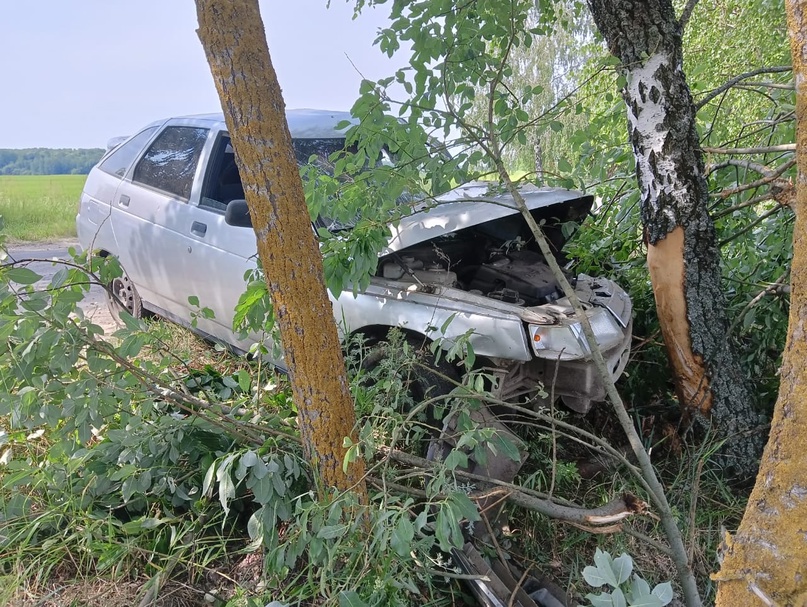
6, 240, 118, 334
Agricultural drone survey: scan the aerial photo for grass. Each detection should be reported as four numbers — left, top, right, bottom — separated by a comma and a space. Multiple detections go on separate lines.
0, 174, 85, 242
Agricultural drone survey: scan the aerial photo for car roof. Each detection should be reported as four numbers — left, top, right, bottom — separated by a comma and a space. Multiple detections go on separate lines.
167, 109, 357, 140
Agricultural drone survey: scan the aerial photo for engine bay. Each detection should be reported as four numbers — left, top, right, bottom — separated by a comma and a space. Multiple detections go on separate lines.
377, 201, 590, 306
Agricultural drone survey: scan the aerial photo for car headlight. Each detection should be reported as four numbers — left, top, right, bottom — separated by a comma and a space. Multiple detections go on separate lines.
528, 308, 624, 360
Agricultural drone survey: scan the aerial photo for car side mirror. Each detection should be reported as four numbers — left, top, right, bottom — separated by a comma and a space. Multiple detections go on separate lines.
225, 199, 252, 228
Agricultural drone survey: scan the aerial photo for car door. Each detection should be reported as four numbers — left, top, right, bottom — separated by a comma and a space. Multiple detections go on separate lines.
174, 133, 273, 358
110, 122, 212, 319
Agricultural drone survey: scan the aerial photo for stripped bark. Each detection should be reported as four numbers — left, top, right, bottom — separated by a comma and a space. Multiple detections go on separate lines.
714, 2, 807, 602
587, 0, 764, 478
195, 0, 366, 499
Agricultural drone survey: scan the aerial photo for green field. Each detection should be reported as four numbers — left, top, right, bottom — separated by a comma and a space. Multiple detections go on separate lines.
0, 174, 86, 242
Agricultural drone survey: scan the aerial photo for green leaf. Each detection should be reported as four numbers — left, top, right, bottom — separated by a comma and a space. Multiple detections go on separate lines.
583, 565, 609, 588
611, 587, 627, 607
631, 575, 651, 598
651, 582, 673, 605
448, 491, 480, 522
317, 524, 348, 540
249, 473, 275, 504
627, 595, 663, 607
119, 309, 143, 331
110, 464, 137, 481
613, 553, 633, 585
241, 450, 258, 468
593, 548, 619, 587
202, 461, 216, 497
489, 431, 523, 463
247, 508, 264, 542
435, 502, 464, 552
586, 592, 614, 607
140, 517, 166, 530
6, 267, 42, 285
338, 591, 368, 607
443, 449, 468, 470
440, 312, 457, 334
235, 369, 251, 392
557, 157, 573, 173
390, 515, 415, 557
50, 267, 68, 288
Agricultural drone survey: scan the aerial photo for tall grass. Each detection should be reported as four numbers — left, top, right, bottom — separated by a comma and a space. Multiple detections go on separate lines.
0, 175, 85, 242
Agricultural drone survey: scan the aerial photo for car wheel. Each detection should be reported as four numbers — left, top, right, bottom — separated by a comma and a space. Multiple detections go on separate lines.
107, 271, 145, 324
358, 333, 459, 446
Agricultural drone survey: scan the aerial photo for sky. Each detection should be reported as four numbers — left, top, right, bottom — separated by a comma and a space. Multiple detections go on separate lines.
0, 1, 402, 149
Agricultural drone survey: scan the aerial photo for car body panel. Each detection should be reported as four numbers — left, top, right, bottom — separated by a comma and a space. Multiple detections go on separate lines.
77, 109, 633, 412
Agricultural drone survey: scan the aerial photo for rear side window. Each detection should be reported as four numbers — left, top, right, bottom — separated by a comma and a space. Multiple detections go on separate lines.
97, 127, 159, 178
132, 127, 209, 200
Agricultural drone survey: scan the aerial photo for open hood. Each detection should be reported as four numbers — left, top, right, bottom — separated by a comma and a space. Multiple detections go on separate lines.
383, 183, 593, 254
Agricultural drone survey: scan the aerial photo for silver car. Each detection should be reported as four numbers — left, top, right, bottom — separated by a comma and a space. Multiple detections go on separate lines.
76, 110, 632, 412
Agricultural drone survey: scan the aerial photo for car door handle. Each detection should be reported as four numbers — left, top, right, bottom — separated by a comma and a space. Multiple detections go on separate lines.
191, 221, 207, 237
119, 194, 130, 207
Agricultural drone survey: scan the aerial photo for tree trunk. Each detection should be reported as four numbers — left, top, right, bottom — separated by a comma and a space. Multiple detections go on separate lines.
714, 2, 807, 603
586, 0, 764, 478
195, 0, 366, 499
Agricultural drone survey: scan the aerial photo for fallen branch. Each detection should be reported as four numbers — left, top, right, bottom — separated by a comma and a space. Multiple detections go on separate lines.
377, 446, 649, 529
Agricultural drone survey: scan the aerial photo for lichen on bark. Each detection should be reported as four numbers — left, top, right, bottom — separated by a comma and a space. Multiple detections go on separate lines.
715, 2, 807, 602
195, 0, 367, 499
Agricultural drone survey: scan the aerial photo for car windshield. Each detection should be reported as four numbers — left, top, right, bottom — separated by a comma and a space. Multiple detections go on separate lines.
293, 138, 349, 171
296, 138, 403, 233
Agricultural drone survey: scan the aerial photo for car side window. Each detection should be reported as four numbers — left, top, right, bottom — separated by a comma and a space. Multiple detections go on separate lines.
132, 126, 209, 200
199, 136, 243, 213
97, 127, 159, 178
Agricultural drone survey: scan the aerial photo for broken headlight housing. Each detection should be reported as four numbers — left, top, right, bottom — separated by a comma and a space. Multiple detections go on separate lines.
528, 307, 625, 361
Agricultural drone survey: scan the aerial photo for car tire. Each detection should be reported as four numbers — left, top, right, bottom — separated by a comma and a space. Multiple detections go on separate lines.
107, 271, 145, 324
359, 333, 459, 443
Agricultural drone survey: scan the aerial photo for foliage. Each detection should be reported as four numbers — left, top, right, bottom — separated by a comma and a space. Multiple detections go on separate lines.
0, 239, 513, 605
0, 148, 103, 175
308, 0, 586, 295
2, 0, 792, 603
583, 549, 673, 607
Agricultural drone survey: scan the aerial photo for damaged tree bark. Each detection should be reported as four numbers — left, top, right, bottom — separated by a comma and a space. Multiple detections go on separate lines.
587, 0, 764, 478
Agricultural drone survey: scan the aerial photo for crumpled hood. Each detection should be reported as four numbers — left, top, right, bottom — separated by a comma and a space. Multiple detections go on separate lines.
383, 182, 593, 254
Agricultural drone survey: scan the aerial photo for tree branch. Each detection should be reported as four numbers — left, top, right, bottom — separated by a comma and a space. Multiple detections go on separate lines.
719, 204, 791, 247
728, 273, 791, 337
695, 66, 792, 110
377, 446, 649, 527
678, 0, 700, 30
703, 144, 796, 155
709, 158, 795, 199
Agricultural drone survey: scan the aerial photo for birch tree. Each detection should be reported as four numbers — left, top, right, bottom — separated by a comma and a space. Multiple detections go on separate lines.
586, 0, 764, 478
195, 0, 366, 499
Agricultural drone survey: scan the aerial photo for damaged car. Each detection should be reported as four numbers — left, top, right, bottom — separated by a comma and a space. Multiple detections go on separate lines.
76, 109, 632, 413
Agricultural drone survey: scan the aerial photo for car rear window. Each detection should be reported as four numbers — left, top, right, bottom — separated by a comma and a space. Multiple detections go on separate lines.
132, 126, 209, 200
